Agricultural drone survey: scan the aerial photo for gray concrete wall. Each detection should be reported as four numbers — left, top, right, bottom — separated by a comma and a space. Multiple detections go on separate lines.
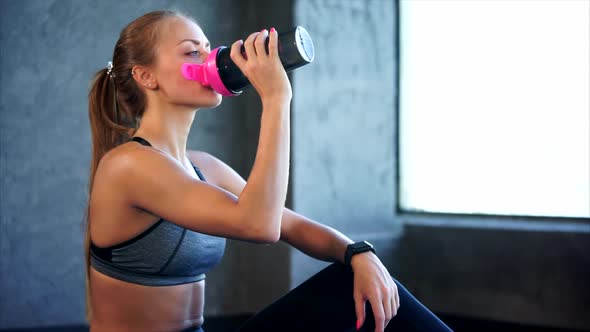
212, 0, 295, 315
290, 0, 401, 287
291, 0, 590, 331
0, 0, 293, 328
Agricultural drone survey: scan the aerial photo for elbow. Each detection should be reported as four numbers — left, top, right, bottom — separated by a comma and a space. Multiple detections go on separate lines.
238, 202, 282, 244
265, 228, 281, 244
243, 217, 281, 244
254, 226, 280, 244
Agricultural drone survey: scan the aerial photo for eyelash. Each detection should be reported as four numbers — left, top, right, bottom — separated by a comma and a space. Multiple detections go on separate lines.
186, 50, 200, 56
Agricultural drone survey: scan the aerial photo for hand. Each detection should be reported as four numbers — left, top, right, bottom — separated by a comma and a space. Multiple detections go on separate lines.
351, 252, 400, 332
229, 28, 292, 105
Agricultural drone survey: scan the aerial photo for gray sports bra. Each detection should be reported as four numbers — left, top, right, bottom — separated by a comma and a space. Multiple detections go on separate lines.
90, 136, 226, 286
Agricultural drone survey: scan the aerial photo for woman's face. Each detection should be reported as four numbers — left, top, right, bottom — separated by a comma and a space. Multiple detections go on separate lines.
152, 17, 222, 109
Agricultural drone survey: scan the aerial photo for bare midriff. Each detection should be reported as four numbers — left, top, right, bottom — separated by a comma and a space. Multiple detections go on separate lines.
89, 266, 205, 332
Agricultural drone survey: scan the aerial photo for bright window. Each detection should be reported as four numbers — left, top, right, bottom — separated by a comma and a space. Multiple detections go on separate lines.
399, 0, 590, 218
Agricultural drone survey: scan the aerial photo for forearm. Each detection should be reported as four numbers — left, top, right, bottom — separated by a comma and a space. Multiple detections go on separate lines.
230, 28, 292, 242
238, 101, 290, 240
281, 211, 354, 264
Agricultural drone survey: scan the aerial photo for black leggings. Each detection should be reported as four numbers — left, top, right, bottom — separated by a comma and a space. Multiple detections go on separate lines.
226, 261, 453, 332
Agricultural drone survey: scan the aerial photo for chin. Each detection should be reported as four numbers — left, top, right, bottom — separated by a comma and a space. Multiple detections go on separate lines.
200, 86, 223, 106
207, 98, 223, 109
208, 93, 223, 107
180, 89, 222, 109
195, 94, 223, 109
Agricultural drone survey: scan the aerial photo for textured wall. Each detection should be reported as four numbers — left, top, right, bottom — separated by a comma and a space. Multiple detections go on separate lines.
291, 0, 590, 330
0, 0, 293, 328
290, 0, 400, 287
211, 0, 296, 315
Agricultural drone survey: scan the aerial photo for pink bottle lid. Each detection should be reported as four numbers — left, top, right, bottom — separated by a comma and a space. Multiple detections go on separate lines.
180, 46, 240, 97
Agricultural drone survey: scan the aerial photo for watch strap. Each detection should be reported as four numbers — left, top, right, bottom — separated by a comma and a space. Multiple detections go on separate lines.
344, 241, 375, 266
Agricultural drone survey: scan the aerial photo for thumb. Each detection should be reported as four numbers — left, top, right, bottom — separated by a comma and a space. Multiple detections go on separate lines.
354, 295, 366, 330
230, 39, 247, 70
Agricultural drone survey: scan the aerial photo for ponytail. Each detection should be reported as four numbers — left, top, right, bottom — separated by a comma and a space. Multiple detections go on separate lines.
82, 9, 198, 324
83, 66, 136, 323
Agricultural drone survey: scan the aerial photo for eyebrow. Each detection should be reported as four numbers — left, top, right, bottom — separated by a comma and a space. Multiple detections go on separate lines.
177, 39, 210, 47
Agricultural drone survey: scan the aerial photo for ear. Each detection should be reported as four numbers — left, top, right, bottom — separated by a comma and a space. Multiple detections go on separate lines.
131, 65, 158, 90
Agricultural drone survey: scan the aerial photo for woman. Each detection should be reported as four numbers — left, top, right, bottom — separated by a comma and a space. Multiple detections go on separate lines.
84, 9, 453, 332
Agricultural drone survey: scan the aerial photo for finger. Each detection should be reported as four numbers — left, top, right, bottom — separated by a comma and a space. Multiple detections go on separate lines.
354, 295, 366, 330
369, 296, 385, 332
393, 280, 400, 312
230, 39, 246, 69
268, 27, 278, 59
391, 295, 397, 320
244, 31, 260, 60
254, 29, 269, 57
391, 285, 398, 317
383, 290, 392, 329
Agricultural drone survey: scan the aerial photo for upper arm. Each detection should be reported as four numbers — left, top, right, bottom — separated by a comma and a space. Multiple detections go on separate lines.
98, 147, 275, 244
187, 150, 299, 244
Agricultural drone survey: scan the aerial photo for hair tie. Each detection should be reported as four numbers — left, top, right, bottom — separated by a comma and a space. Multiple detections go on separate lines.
106, 60, 119, 123
106, 61, 115, 79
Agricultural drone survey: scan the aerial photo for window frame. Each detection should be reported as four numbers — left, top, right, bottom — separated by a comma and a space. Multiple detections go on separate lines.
393, 0, 590, 225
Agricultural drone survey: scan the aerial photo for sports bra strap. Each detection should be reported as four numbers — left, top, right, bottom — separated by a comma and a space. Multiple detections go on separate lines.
192, 165, 206, 181
129, 136, 152, 146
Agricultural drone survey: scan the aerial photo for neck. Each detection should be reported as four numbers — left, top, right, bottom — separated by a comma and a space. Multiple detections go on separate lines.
134, 97, 199, 164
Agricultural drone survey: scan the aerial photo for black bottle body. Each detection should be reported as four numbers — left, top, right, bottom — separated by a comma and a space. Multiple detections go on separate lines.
216, 26, 315, 94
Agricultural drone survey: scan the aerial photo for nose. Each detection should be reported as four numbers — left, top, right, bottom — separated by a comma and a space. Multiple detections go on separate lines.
201, 47, 212, 59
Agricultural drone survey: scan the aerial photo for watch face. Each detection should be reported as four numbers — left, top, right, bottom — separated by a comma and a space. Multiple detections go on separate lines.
352, 241, 373, 252
346, 241, 375, 266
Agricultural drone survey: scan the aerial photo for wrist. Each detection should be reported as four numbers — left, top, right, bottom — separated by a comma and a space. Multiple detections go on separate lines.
262, 95, 292, 109
350, 251, 376, 268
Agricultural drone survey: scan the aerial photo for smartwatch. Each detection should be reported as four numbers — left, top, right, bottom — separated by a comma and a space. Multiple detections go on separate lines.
344, 240, 376, 266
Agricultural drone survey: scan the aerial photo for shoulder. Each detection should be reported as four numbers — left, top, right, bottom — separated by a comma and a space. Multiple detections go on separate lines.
94, 143, 211, 211
96, 142, 179, 190
100, 142, 160, 172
